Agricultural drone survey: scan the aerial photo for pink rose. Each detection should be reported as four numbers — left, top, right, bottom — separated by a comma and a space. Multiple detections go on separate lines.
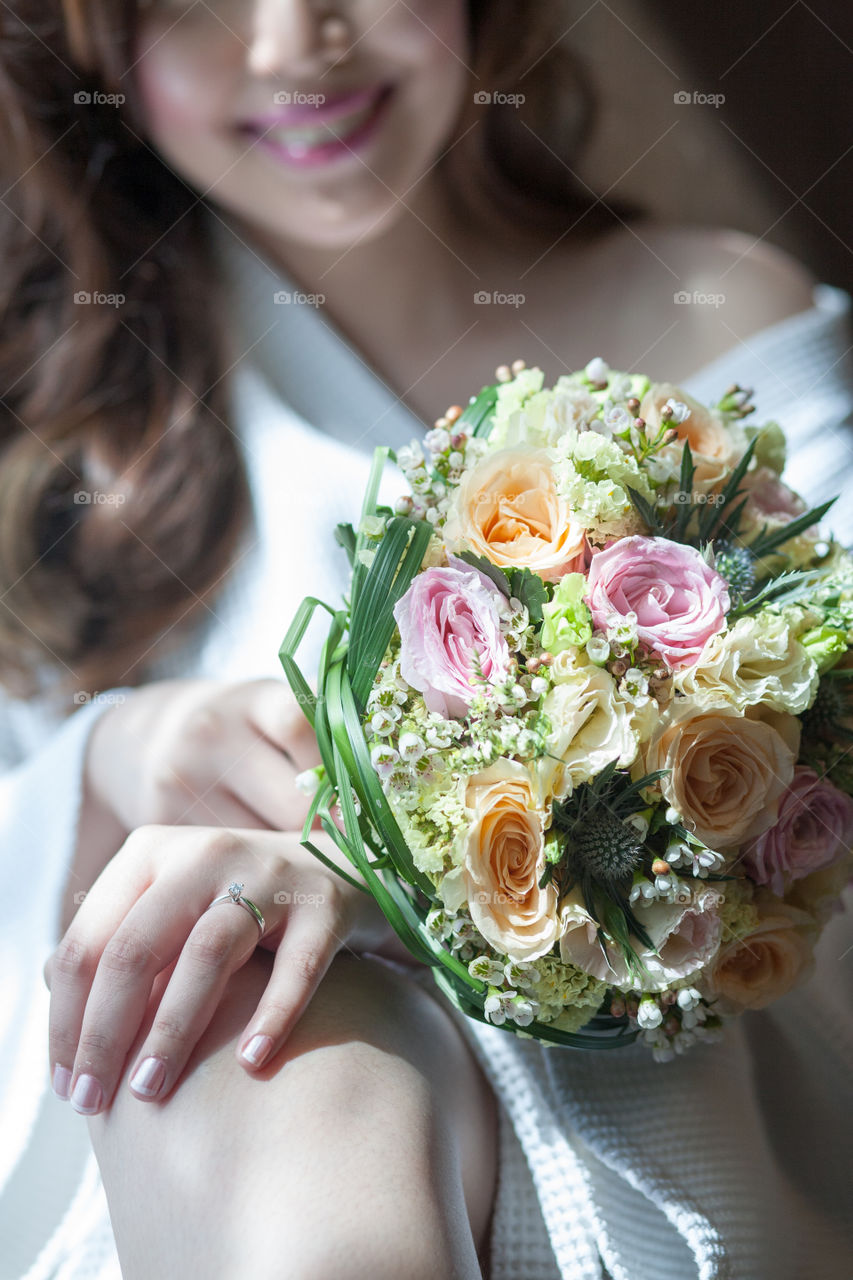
585, 535, 730, 669
742, 766, 853, 896
393, 558, 511, 718
743, 467, 806, 523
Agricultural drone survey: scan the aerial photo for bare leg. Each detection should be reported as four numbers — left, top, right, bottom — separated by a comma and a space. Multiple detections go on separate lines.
87, 952, 498, 1280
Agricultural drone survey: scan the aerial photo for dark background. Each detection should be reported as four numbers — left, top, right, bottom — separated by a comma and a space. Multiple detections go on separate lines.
655, 0, 853, 292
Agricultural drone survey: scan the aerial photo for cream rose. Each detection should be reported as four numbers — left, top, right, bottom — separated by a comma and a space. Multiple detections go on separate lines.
443, 447, 586, 581
703, 898, 816, 1011
444, 760, 560, 962
675, 612, 818, 714
640, 383, 746, 492
536, 652, 641, 805
644, 699, 799, 848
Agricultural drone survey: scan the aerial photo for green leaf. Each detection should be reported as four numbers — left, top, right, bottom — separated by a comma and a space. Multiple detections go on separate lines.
673, 440, 696, 541
626, 484, 665, 536
456, 383, 499, 439
732, 567, 825, 618
347, 516, 432, 710
697, 436, 757, 542
334, 522, 357, 567
507, 568, 548, 624
278, 596, 337, 728
748, 498, 836, 559
456, 551, 512, 597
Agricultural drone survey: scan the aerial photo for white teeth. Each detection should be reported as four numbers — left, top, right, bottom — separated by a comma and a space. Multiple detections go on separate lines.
264, 100, 375, 151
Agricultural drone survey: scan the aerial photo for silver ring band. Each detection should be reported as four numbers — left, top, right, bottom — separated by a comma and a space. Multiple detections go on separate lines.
205, 881, 265, 937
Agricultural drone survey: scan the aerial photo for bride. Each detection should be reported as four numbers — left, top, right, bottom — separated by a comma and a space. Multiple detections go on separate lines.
2, 2, 851, 1278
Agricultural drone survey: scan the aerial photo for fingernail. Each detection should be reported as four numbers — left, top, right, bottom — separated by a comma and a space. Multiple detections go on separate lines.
52, 1064, 72, 1101
70, 1073, 103, 1115
129, 1056, 167, 1098
241, 1034, 274, 1067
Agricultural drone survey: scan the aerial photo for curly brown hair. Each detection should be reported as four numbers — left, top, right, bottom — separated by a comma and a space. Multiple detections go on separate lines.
0, 0, 636, 699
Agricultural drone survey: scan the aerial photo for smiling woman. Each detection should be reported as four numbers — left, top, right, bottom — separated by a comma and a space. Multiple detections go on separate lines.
1, 2, 852, 1279
0, 0, 622, 699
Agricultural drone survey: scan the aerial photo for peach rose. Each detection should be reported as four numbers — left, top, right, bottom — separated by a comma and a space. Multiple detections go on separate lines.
443, 760, 560, 961
640, 383, 746, 491
644, 699, 799, 849
703, 898, 816, 1011
443, 447, 586, 581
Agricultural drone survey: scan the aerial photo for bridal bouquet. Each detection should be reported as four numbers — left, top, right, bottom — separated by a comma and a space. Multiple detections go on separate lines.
281, 357, 853, 1059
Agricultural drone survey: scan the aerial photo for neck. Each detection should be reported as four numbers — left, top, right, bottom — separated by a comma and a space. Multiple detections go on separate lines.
225, 175, 490, 350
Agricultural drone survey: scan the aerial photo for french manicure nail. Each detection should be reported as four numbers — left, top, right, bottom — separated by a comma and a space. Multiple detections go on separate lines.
129, 1056, 167, 1098
242, 1034, 274, 1067
70, 1073, 103, 1115
52, 1064, 72, 1100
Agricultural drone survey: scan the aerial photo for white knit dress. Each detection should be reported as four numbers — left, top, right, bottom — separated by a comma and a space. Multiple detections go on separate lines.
2, 213, 852, 1280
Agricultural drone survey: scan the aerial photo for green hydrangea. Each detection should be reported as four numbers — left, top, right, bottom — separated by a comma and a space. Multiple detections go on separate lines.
540, 573, 593, 653
799, 623, 848, 673
718, 878, 760, 943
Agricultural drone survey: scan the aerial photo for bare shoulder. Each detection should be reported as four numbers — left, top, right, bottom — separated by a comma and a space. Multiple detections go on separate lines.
635, 220, 816, 308
595, 220, 817, 377
487, 218, 819, 385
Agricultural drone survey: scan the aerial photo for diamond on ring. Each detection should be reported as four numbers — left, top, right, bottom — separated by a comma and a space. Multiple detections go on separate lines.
228, 882, 244, 902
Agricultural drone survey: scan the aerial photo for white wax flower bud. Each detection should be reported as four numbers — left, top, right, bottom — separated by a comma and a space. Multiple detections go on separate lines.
294, 768, 321, 797
586, 636, 610, 664
398, 732, 425, 763
424, 427, 451, 453
585, 356, 610, 383
664, 397, 691, 425
637, 998, 664, 1029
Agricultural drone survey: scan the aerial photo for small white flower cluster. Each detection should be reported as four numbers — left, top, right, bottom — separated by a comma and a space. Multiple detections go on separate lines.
664, 835, 727, 878
396, 415, 488, 528
622, 987, 723, 1062
470, 956, 542, 1027
425, 906, 481, 961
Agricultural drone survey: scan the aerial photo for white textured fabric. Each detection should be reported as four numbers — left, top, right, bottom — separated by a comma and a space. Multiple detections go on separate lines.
1, 213, 853, 1279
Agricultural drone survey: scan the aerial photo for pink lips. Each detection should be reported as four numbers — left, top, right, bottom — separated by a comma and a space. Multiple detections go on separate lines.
239, 82, 394, 169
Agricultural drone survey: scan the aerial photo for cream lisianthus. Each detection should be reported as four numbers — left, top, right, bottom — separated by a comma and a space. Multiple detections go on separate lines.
557, 886, 723, 992
644, 699, 800, 849
441, 759, 560, 962
675, 611, 818, 714
536, 652, 640, 805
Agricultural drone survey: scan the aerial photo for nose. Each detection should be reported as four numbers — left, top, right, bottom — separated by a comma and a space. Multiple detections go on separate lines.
248, 0, 343, 77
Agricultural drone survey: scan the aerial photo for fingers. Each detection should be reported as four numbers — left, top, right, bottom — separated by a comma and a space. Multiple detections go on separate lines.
234, 892, 345, 1071
55, 882, 199, 1114
220, 738, 312, 832
123, 900, 263, 1103
247, 680, 319, 773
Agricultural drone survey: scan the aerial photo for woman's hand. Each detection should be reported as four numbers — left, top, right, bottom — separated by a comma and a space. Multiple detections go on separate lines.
45, 825, 391, 1115
85, 678, 319, 836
